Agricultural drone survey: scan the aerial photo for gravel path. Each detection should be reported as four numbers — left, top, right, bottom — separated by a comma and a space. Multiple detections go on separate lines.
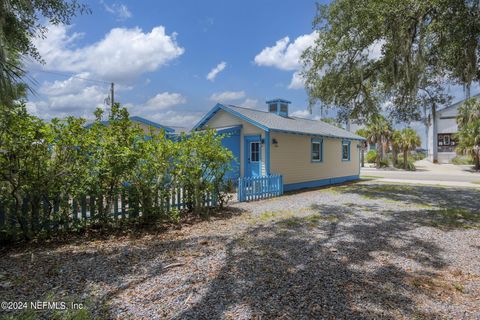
1, 181, 479, 319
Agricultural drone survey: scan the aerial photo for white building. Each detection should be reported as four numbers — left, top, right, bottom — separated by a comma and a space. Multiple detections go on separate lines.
427, 95, 478, 163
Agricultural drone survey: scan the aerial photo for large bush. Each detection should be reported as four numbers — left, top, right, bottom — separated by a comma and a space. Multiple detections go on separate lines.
0, 104, 233, 242
452, 155, 474, 165
366, 150, 377, 163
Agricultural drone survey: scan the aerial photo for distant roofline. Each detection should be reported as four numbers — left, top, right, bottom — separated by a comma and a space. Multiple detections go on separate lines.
438, 92, 480, 113
85, 116, 177, 132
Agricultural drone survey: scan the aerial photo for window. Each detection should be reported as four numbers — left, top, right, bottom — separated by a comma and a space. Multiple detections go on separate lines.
250, 142, 260, 162
311, 139, 323, 162
342, 141, 350, 161
280, 104, 288, 113
443, 135, 450, 146
269, 104, 277, 113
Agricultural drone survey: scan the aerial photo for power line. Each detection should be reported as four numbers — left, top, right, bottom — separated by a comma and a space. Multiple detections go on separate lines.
29, 69, 111, 85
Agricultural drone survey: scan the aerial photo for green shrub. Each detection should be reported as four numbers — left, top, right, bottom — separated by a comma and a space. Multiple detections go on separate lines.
366, 150, 377, 163
395, 156, 416, 171
379, 158, 389, 168
452, 155, 474, 165
412, 151, 426, 161
0, 103, 233, 242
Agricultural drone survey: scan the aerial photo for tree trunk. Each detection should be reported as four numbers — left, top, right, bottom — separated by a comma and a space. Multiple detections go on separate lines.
404, 150, 408, 170
376, 142, 382, 169
361, 148, 365, 168
393, 149, 398, 166
431, 103, 438, 163
475, 153, 480, 171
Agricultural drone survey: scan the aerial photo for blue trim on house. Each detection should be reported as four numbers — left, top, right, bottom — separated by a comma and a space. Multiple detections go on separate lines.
192, 104, 367, 142
266, 99, 291, 117
192, 103, 270, 132
283, 175, 360, 192
265, 131, 271, 175
311, 137, 323, 162
219, 127, 241, 180
270, 128, 366, 141
216, 125, 242, 135
342, 140, 351, 161
244, 135, 262, 177
266, 98, 292, 104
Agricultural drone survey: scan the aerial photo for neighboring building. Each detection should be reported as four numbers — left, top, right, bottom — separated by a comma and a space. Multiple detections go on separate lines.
192, 99, 365, 191
86, 116, 188, 136
427, 94, 478, 163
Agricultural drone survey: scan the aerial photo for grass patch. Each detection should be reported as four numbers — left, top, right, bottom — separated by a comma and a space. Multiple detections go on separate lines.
414, 203, 434, 210
360, 175, 385, 179
276, 213, 340, 229
427, 208, 480, 230
472, 181, 480, 185
257, 210, 295, 222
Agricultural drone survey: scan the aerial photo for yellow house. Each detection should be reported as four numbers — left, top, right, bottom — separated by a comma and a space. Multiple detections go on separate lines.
192, 99, 365, 192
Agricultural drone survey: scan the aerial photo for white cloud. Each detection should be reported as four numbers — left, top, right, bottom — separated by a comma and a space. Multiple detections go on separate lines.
255, 32, 316, 90
210, 90, 245, 102
241, 98, 259, 109
290, 109, 321, 120
101, 1, 132, 20
254, 32, 316, 71
27, 73, 107, 119
144, 92, 187, 110
206, 61, 227, 81
145, 110, 201, 128
126, 92, 195, 128
288, 71, 305, 90
32, 24, 184, 82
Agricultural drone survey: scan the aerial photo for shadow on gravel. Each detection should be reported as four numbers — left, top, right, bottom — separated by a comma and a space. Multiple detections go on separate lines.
0, 207, 247, 319
176, 206, 449, 318
335, 183, 480, 211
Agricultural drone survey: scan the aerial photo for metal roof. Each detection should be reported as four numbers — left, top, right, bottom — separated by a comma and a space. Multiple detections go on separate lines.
438, 93, 480, 114
194, 103, 365, 140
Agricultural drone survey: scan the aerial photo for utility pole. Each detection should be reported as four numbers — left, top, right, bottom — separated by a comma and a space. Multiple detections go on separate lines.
110, 82, 115, 107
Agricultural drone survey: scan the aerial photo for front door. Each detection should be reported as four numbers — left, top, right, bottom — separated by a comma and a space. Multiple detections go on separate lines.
244, 135, 261, 177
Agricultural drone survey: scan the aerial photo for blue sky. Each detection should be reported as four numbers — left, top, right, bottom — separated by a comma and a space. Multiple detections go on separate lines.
26, 0, 327, 128
26, 0, 476, 143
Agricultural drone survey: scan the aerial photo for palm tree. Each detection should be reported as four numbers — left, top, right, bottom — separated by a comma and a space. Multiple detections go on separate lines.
365, 115, 392, 168
390, 130, 402, 166
456, 99, 480, 170
355, 128, 368, 167
398, 128, 421, 170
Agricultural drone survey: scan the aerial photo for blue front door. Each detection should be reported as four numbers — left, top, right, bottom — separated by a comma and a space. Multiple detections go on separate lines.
244, 135, 261, 177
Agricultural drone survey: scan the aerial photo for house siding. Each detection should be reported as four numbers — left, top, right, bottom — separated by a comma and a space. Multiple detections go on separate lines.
270, 132, 360, 184
428, 104, 459, 163
205, 110, 267, 176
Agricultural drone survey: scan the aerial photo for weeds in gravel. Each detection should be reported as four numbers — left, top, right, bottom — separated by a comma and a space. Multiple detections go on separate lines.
276, 213, 340, 229
452, 283, 465, 293
426, 208, 480, 230
414, 203, 434, 210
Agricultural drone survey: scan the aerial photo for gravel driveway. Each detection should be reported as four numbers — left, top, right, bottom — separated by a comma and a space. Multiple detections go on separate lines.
1, 181, 479, 319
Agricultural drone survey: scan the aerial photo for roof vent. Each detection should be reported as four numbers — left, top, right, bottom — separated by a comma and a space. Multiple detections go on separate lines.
266, 98, 291, 117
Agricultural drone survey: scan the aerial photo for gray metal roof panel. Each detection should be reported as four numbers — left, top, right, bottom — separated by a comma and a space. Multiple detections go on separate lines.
223, 104, 365, 140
